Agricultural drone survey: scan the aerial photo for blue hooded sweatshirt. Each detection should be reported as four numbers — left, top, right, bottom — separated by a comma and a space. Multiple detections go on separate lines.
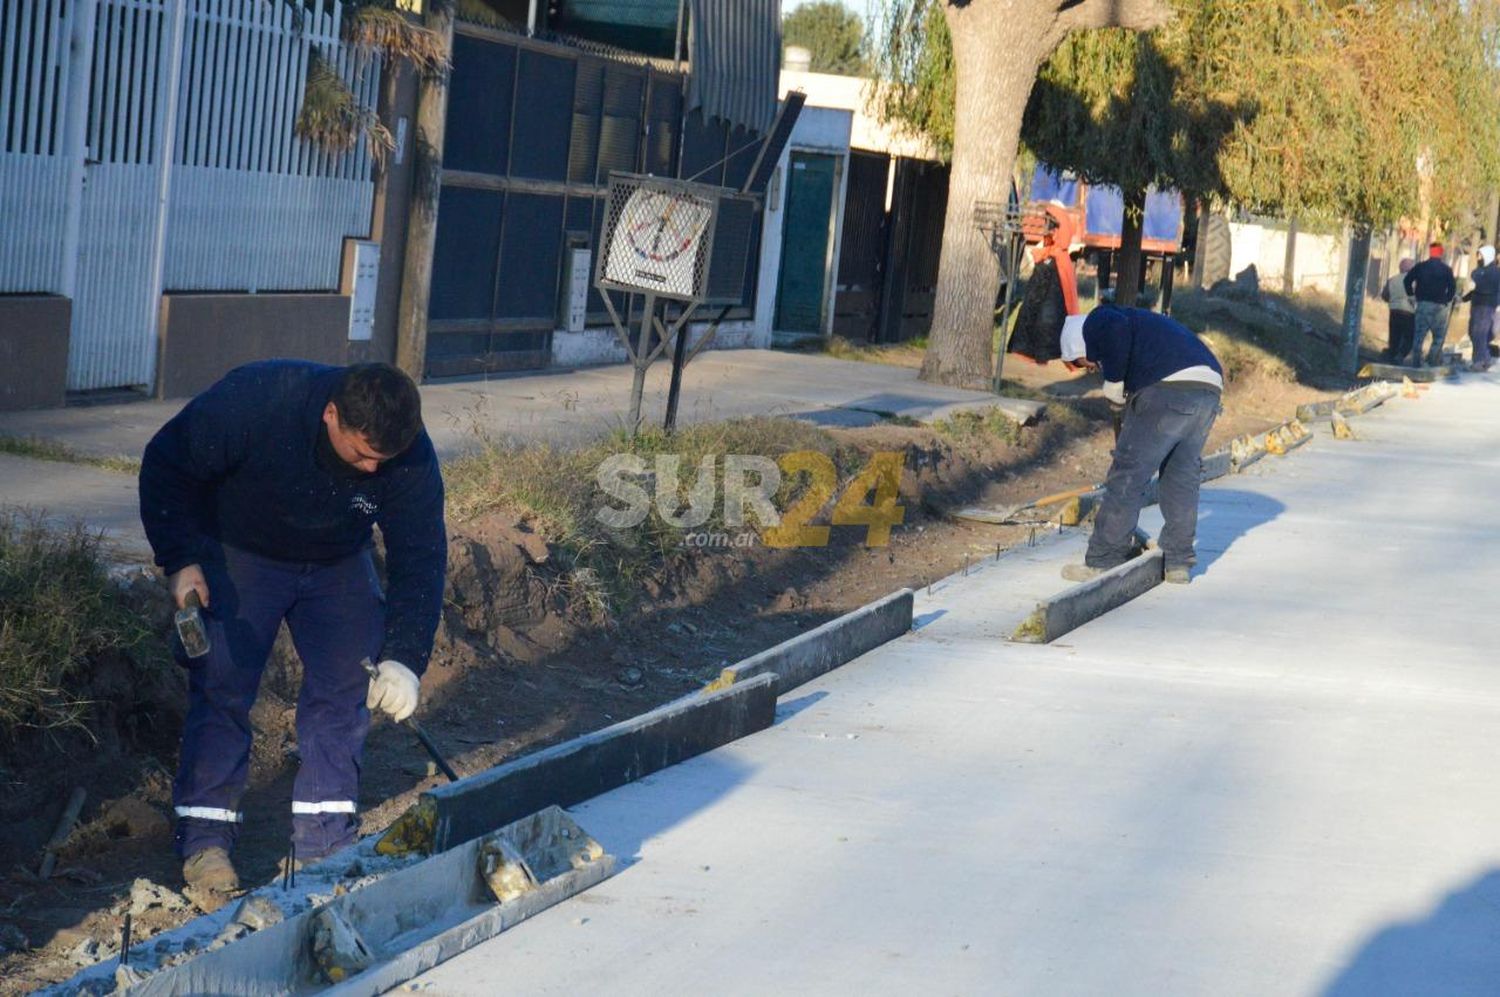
138, 361, 447, 673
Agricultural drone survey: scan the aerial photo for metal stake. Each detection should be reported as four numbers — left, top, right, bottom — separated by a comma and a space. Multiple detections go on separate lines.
120, 913, 132, 968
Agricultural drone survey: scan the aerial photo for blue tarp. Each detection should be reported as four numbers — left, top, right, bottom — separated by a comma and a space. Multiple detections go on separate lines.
1083, 185, 1181, 242
1030, 168, 1079, 207
1031, 165, 1182, 246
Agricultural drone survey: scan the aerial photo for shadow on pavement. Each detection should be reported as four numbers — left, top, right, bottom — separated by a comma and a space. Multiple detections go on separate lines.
1192, 488, 1287, 574
587, 753, 759, 866
1321, 869, 1500, 996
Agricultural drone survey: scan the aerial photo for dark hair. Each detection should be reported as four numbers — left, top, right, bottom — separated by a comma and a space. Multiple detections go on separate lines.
331, 363, 424, 455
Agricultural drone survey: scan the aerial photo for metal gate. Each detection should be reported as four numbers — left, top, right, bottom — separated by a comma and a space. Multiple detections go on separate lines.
0, 0, 378, 393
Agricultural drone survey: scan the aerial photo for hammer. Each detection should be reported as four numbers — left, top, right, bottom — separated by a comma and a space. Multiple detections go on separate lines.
175, 590, 211, 659
360, 659, 459, 783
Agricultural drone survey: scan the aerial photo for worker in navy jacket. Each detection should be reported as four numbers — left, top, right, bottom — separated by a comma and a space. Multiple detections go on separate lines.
1059, 305, 1222, 584
1403, 242, 1457, 367
139, 361, 446, 892
1463, 244, 1500, 371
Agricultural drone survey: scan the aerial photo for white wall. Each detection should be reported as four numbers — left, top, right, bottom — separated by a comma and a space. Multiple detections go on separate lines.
550, 320, 762, 368
779, 69, 936, 159
1228, 221, 1347, 296
753, 104, 854, 343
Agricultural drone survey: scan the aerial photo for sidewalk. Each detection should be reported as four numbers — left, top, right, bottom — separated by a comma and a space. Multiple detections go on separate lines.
406, 376, 1500, 995
0, 351, 1000, 561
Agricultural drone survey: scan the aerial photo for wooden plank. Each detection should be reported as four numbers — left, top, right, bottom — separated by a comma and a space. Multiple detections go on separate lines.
713, 589, 913, 694
426, 674, 778, 852
1012, 550, 1165, 644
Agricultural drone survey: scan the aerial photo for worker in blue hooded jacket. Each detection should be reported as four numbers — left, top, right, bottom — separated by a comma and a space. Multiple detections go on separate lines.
139, 361, 446, 892
1058, 305, 1222, 585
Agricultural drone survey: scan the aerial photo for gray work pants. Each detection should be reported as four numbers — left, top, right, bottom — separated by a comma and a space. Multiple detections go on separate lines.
1086, 383, 1220, 571
1410, 301, 1452, 367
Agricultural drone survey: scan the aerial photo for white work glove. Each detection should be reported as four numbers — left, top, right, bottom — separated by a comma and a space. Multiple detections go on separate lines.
1102, 380, 1127, 406
366, 660, 420, 723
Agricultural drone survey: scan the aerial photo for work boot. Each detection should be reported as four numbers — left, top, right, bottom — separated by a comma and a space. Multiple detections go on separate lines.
1061, 563, 1104, 582
1164, 565, 1192, 585
183, 847, 239, 893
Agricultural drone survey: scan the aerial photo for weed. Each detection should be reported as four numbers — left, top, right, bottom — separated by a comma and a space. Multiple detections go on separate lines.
0, 435, 141, 475
443, 417, 858, 618
0, 510, 166, 736
932, 408, 1025, 445
799, 336, 927, 368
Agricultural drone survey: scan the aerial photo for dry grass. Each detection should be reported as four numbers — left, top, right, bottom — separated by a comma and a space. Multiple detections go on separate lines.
296, 48, 394, 164
1171, 289, 1351, 386
444, 418, 855, 617
344, 5, 451, 76
791, 335, 928, 369
0, 435, 140, 475
931, 408, 1024, 445
0, 511, 165, 736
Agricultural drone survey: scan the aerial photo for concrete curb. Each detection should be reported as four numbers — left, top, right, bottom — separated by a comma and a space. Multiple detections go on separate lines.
1357, 362, 1454, 382
1297, 382, 1398, 422
1011, 550, 1165, 644
708, 589, 914, 694
1200, 448, 1233, 483
120, 809, 612, 997
47, 808, 613, 996
425, 674, 778, 852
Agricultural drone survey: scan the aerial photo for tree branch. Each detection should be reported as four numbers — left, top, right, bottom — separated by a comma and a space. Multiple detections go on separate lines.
1055, 0, 1172, 34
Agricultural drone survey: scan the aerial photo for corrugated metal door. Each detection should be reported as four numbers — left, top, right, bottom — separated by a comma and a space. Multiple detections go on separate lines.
69, 0, 177, 392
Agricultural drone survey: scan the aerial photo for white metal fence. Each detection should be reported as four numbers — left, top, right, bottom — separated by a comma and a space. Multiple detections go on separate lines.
0, 0, 380, 391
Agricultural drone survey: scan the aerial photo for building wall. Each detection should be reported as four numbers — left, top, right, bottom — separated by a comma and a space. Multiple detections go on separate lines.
1229, 221, 1348, 296
778, 70, 936, 159
0, 297, 71, 411
156, 294, 352, 400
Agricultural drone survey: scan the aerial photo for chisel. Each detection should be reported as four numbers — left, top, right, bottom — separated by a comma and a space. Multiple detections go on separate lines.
360, 659, 459, 783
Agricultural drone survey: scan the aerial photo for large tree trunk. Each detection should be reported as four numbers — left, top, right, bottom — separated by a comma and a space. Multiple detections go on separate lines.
1115, 188, 1146, 308
918, 10, 1042, 388
919, 0, 1171, 388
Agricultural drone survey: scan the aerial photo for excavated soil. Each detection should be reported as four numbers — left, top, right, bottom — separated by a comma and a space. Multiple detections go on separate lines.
0, 362, 1337, 994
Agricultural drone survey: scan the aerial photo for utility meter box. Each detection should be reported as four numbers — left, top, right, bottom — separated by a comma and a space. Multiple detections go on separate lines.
342, 239, 380, 342
563, 247, 591, 333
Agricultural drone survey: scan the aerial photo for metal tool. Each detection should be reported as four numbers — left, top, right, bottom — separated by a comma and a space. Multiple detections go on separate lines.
175, 590, 211, 659
360, 659, 459, 782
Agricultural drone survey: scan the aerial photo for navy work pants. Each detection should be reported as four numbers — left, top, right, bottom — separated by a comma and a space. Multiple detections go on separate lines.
173, 545, 384, 861
1086, 384, 1220, 572
1468, 304, 1495, 368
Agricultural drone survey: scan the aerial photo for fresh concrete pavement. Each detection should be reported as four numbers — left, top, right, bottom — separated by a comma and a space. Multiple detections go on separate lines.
0, 351, 998, 561
404, 377, 1500, 996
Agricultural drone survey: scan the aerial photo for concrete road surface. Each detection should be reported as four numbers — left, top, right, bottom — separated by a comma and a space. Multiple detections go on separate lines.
408, 376, 1500, 996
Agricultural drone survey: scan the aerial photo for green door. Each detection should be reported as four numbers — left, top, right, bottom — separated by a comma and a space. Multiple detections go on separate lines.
775, 152, 838, 334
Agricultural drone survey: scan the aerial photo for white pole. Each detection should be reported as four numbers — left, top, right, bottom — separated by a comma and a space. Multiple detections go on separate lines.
527, 0, 538, 36
145, 0, 188, 392
59, 0, 100, 299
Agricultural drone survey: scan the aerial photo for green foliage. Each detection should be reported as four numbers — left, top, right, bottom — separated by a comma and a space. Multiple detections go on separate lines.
1022, 11, 1243, 200
869, 0, 954, 160
871, 1, 1500, 231
0, 512, 164, 735
783, 1, 868, 76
